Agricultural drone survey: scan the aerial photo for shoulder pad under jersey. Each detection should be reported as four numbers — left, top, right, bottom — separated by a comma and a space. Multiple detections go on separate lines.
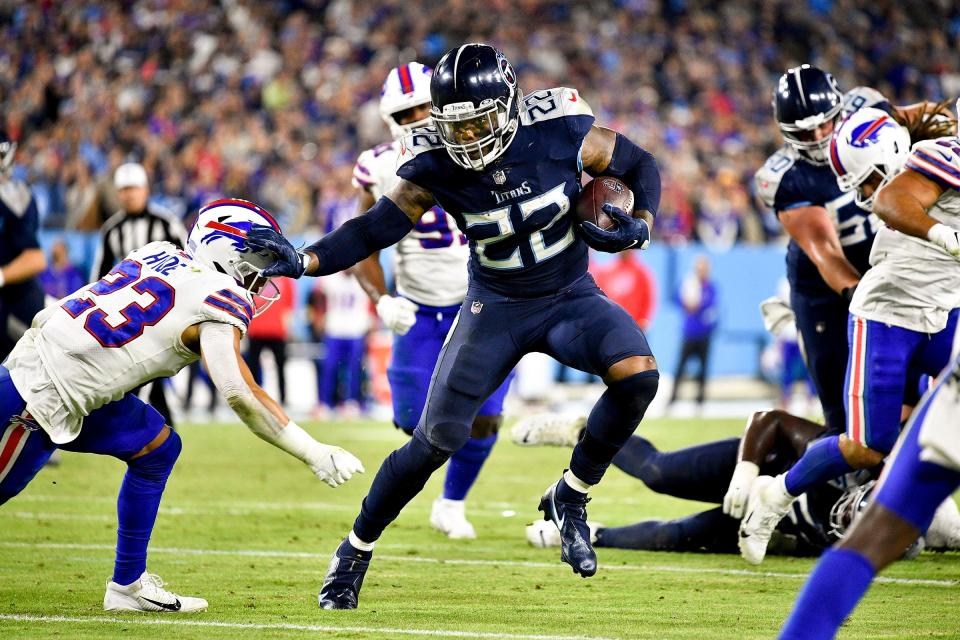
906, 136, 960, 190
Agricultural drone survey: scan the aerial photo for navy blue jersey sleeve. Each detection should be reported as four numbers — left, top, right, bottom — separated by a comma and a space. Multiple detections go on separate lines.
0, 181, 41, 260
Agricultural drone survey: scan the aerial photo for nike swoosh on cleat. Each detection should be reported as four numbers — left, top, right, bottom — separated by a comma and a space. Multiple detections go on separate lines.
739, 530, 751, 539
141, 597, 182, 611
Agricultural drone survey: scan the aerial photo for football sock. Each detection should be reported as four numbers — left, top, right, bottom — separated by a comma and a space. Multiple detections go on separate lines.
595, 508, 737, 553
779, 548, 875, 640
113, 429, 181, 586
348, 530, 375, 552
784, 435, 853, 497
443, 433, 497, 501
353, 431, 450, 543
570, 370, 659, 485
612, 435, 740, 503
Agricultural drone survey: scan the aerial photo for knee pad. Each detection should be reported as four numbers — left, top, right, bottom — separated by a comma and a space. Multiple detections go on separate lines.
470, 415, 503, 439
420, 420, 472, 454
128, 428, 181, 480
411, 428, 455, 467
610, 370, 660, 413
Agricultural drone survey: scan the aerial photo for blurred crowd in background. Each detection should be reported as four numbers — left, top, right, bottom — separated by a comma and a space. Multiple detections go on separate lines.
4, 0, 960, 249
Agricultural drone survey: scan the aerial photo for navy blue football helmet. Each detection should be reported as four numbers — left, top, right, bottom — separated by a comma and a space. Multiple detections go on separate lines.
0, 127, 16, 176
774, 65, 843, 165
430, 43, 522, 170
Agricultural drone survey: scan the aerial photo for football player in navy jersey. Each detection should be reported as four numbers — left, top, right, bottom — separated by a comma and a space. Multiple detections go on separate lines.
249, 43, 661, 609
755, 66, 947, 439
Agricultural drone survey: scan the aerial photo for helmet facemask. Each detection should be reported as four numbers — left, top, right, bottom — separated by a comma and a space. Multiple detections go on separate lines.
779, 104, 842, 165
828, 481, 875, 541
432, 92, 521, 171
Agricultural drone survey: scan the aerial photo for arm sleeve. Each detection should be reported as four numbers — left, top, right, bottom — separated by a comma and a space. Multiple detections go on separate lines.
199, 322, 289, 443
601, 133, 661, 216
304, 195, 414, 276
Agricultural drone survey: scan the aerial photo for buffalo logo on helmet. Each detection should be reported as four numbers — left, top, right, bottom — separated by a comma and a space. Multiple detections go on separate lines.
848, 116, 895, 149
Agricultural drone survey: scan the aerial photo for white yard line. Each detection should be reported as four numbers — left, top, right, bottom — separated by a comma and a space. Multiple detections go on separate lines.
1, 541, 955, 587
0, 613, 614, 640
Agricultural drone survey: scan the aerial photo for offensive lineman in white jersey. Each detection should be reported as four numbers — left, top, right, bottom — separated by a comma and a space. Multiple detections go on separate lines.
350, 63, 513, 539
740, 106, 960, 564
0, 199, 363, 612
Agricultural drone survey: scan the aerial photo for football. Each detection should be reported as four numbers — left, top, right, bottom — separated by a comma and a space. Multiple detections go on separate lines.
575, 176, 636, 230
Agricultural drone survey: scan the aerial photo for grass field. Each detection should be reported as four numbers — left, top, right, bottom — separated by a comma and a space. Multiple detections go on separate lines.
1, 417, 957, 639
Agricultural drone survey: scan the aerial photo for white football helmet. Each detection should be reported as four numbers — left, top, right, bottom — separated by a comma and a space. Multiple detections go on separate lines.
379, 62, 433, 140
187, 199, 284, 315
829, 107, 911, 211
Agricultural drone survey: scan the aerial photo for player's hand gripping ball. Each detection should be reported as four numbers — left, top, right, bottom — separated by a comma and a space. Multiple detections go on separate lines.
575, 177, 650, 252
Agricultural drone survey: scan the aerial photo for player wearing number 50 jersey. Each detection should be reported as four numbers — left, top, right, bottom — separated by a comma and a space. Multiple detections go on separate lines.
0, 200, 363, 613
249, 43, 662, 609
755, 65, 943, 438
351, 62, 514, 540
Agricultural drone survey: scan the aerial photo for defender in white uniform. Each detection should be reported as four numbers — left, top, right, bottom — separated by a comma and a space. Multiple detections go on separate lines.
0, 200, 363, 612
740, 108, 960, 565
350, 62, 513, 540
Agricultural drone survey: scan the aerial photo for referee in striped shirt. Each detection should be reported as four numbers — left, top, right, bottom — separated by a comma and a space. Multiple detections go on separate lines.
92, 162, 187, 425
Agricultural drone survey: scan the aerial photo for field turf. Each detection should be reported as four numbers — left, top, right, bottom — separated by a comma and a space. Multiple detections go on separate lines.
1, 417, 957, 639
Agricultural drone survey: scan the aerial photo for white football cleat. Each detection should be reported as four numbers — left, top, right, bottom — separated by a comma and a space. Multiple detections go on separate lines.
925, 498, 960, 550
738, 474, 796, 565
430, 498, 477, 539
104, 572, 208, 612
525, 519, 601, 548
511, 414, 586, 447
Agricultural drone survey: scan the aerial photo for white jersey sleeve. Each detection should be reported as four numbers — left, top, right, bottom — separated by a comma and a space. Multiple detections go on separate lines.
352, 139, 470, 307
850, 136, 960, 332
5, 241, 253, 443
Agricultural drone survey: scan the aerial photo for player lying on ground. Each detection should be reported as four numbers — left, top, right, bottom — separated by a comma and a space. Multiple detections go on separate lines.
740, 106, 960, 564
779, 342, 960, 639
0, 200, 363, 613
515, 410, 960, 555
352, 62, 513, 540
248, 43, 661, 609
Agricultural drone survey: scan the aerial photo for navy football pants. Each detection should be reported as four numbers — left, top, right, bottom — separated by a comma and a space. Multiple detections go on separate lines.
419, 273, 653, 452
791, 290, 849, 436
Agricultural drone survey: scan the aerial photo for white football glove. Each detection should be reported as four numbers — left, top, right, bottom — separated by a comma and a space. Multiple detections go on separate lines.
723, 461, 759, 519
304, 443, 365, 488
376, 295, 419, 335
759, 296, 795, 337
927, 223, 960, 260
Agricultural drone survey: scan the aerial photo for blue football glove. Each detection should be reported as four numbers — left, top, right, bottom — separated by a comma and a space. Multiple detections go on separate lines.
245, 226, 310, 278
579, 203, 650, 253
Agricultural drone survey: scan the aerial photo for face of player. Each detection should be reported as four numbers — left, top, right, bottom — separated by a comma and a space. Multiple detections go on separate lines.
394, 103, 431, 127
857, 170, 884, 203
118, 185, 149, 213
795, 120, 835, 143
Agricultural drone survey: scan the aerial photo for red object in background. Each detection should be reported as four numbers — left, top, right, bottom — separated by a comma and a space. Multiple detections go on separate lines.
590, 254, 657, 331
248, 278, 296, 341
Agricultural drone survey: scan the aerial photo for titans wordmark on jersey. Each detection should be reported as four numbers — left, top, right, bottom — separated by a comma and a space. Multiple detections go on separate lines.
397, 87, 594, 298
6, 241, 252, 445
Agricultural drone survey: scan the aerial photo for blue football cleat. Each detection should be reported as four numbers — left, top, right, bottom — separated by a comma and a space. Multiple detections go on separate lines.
318, 537, 372, 610
539, 479, 597, 577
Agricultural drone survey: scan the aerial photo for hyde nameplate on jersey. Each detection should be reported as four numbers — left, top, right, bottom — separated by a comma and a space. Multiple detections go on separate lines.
396, 87, 595, 298
5, 241, 253, 444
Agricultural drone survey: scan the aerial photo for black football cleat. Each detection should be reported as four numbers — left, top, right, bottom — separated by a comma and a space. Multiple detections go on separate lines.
539, 479, 597, 577
318, 537, 372, 610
